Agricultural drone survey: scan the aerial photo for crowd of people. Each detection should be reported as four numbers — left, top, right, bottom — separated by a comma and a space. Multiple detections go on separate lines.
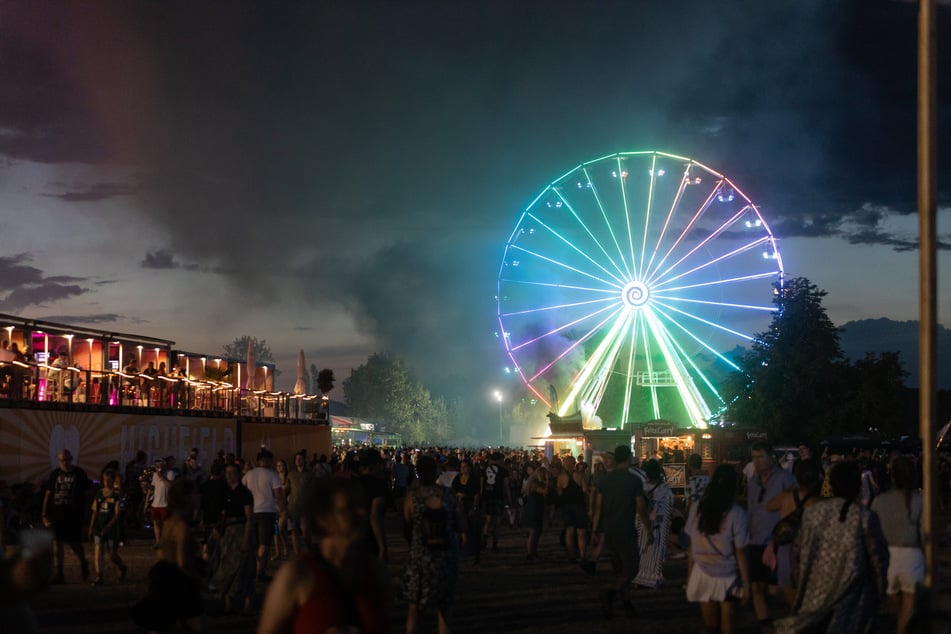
0, 439, 929, 634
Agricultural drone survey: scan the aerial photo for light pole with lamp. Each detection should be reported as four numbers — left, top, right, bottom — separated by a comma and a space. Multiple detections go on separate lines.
493, 390, 504, 446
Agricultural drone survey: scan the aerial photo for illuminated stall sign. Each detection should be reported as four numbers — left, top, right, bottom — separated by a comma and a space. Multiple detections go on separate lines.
641, 421, 677, 438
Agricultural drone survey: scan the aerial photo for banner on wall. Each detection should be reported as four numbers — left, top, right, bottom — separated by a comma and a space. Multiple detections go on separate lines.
0, 408, 236, 484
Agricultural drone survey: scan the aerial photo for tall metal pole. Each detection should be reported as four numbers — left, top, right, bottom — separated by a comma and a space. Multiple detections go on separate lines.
917, 0, 938, 599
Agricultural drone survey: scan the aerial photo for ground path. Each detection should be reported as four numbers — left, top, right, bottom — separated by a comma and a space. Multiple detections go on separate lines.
30, 505, 937, 633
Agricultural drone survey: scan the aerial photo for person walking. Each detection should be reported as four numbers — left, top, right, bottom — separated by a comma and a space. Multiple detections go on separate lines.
257, 478, 388, 634
481, 451, 511, 554
403, 455, 458, 634
523, 467, 550, 561
42, 449, 91, 584
242, 449, 287, 582
591, 445, 653, 619
451, 459, 483, 564
633, 459, 674, 588
765, 458, 822, 605
746, 441, 795, 633
871, 456, 923, 634
207, 463, 254, 615
776, 461, 889, 634
87, 468, 128, 585
685, 464, 750, 634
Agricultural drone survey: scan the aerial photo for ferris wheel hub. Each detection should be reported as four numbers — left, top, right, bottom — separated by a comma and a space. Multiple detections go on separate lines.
621, 281, 650, 310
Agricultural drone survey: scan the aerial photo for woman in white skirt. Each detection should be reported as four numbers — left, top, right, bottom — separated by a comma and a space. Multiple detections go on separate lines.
871, 456, 923, 634
685, 464, 751, 634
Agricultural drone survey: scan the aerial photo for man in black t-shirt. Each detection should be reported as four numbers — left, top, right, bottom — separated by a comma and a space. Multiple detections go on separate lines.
481, 452, 510, 552
42, 449, 91, 583
592, 445, 653, 619
358, 449, 390, 561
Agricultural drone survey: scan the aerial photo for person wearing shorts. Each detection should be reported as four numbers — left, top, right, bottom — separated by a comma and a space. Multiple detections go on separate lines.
872, 456, 924, 634
746, 442, 795, 631
42, 449, 91, 584
88, 468, 128, 585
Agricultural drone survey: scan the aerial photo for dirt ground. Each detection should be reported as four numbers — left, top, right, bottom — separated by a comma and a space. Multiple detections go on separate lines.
25, 507, 945, 634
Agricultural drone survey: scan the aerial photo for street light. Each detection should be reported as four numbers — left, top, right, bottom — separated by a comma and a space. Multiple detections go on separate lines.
493, 390, 503, 446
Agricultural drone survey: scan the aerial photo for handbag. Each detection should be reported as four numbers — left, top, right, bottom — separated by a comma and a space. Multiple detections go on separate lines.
772, 489, 813, 546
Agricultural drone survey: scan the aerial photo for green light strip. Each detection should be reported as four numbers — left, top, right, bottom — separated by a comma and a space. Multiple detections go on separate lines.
643, 308, 710, 428
617, 156, 638, 280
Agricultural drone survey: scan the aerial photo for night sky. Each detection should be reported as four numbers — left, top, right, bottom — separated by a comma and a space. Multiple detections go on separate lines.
1, 1, 949, 421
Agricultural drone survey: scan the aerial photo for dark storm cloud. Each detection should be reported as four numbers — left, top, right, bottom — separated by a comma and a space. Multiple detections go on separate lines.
2, 1, 950, 392
38, 313, 124, 325
44, 182, 137, 203
141, 249, 180, 270
0, 253, 90, 312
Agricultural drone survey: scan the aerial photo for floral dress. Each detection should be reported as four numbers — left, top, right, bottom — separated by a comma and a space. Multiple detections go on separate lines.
402, 484, 459, 611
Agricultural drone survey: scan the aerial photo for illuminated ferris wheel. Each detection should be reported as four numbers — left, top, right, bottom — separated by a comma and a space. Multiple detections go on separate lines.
496, 151, 784, 429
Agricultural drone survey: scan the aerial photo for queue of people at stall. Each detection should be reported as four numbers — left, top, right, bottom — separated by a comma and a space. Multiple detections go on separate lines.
0, 439, 928, 634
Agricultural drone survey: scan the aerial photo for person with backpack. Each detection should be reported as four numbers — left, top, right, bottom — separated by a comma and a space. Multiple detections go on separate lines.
402, 454, 458, 634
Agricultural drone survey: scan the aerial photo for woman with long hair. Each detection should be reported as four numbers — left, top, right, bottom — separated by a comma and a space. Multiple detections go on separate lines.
633, 459, 674, 588
403, 455, 458, 634
765, 458, 822, 605
685, 464, 750, 634
451, 459, 483, 564
871, 456, 923, 634
256, 478, 388, 634
777, 461, 889, 633
522, 467, 549, 561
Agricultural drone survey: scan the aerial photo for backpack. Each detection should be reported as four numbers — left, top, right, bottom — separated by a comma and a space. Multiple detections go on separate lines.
420, 491, 451, 551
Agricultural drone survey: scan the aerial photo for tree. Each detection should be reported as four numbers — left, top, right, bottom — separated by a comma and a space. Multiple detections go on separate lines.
723, 278, 848, 441
723, 277, 910, 442
222, 336, 280, 377
316, 368, 335, 394
343, 353, 452, 444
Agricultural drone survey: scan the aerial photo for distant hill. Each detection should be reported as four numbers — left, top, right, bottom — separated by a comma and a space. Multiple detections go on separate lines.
838, 318, 951, 389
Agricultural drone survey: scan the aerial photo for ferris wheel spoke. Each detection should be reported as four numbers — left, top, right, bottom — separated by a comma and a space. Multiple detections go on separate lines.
660, 320, 724, 404
583, 166, 634, 279
559, 310, 633, 416
650, 303, 742, 372
527, 210, 627, 286
650, 236, 770, 290
647, 205, 748, 287
643, 309, 711, 426
650, 295, 775, 313
643, 162, 689, 276
640, 314, 661, 419
616, 157, 639, 280
527, 306, 625, 383
643, 178, 721, 284
500, 279, 621, 295
651, 298, 754, 342
508, 244, 623, 290
620, 312, 641, 422
638, 154, 659, 275
657, 271, 779, 294
511, 301, 621, 353
501, 296, 618, 318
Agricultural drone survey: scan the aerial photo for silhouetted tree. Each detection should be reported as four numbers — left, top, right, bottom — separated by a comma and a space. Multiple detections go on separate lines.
723, 278, 847, 440
344, 353, 451, 443
723, 277, 909, 442
222, 336, 280, 377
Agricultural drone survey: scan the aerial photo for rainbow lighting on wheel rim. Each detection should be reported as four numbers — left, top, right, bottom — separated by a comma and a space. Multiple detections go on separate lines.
496, 151, 784, 429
